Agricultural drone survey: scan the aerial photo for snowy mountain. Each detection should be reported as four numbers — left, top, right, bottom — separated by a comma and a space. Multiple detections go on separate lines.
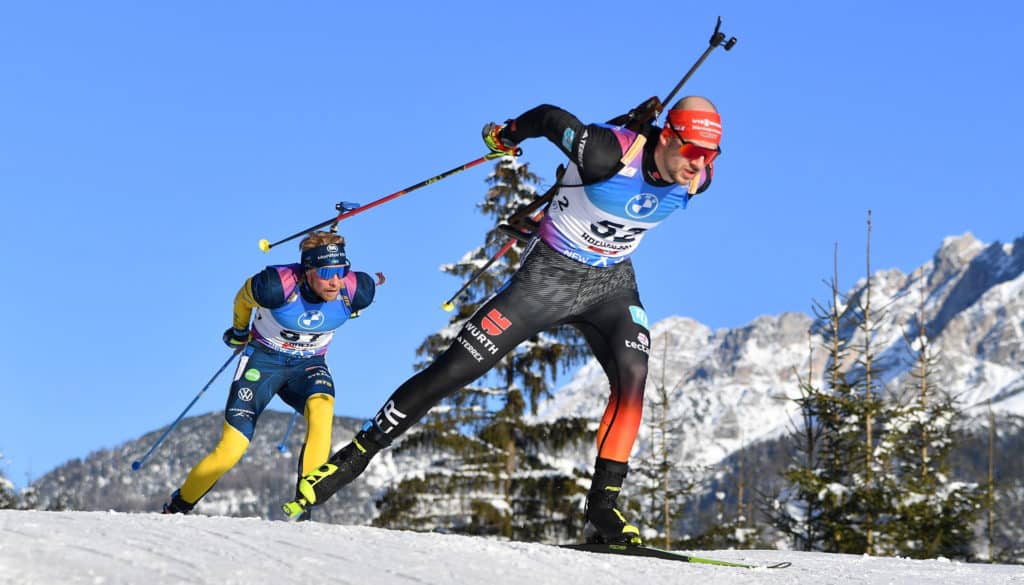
534, 232, 1024, 468
26, 410, 503, 526
2, 510, 1020, 585
26, 411, 369, 520
534, 312, 814, 469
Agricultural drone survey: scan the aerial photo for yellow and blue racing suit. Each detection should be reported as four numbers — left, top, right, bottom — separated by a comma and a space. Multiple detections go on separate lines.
177, 263, 376, 506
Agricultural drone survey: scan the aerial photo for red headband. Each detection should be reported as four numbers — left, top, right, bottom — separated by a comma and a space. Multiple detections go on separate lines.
664, 109, 722, 145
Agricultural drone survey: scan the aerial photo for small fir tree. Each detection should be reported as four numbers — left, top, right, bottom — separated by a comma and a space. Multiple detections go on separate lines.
879, 286, 982, 559
632, 332, 705, 549
0, 453, 17, 510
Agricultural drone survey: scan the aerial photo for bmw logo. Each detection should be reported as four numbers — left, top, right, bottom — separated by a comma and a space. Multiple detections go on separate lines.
237, 387, 254, 401
297, 310, 326, 330
625, 193, 659, 219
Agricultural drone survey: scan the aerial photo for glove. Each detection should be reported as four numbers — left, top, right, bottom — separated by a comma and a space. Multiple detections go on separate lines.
222, 327, 251, 349
482, 122, 519, 158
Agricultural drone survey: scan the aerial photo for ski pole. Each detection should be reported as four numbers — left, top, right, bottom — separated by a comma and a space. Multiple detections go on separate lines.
277, 411, 299, 453
130, 348, 244, 471
442, 238, 518, 312
611, 16, 737, 132
441, 212, 544, 312
658, 16, 737, 121
258, 151, 520, 253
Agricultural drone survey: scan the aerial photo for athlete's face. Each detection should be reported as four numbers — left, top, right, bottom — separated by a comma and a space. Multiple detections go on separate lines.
654, 131, 716, 186
306, 266, 345, 301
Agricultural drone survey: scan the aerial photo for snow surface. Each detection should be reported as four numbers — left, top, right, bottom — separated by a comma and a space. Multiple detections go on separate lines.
1, 510, 1022, 585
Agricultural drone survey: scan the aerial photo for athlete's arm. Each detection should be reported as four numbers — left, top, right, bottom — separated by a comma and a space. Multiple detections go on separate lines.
503, 105, 624, 184
232, 267, 288, 329
349, 271, 377, 312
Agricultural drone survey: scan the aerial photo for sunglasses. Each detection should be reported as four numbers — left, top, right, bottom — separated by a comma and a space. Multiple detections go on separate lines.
314, 266, 349, 280
668, 126, 721, 163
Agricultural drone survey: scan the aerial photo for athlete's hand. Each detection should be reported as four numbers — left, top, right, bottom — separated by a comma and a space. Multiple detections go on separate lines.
482, 122, 519, 158
222, 327, 251, 349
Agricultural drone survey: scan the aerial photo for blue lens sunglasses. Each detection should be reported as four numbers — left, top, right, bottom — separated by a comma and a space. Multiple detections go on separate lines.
315, 266, 349, 280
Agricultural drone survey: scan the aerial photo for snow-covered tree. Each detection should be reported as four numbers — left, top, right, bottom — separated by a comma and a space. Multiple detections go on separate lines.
877, 289, 981, 558
772, 244, 865, 553
774, 221, 897, 555
773, 219, 981, 560
632, 334, 709, 548
0, 452, 17, 509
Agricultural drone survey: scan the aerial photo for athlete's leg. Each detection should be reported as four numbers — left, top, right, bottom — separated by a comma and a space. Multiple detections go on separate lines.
177, 422, 251, 506
298, 267, 570, 508
172, 348, 282, 510
572, 293, 651, 544
370, 284, 562, 440
300, 394, 334, 474
577, 295, 650, 462
278, 358, 336, 476
277, 358, 336, 521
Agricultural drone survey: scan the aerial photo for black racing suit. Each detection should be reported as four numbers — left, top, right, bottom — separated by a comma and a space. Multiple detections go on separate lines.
370, 105, 691, 462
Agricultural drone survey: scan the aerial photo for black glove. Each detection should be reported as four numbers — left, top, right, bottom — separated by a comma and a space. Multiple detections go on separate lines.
222, 327, 251, 349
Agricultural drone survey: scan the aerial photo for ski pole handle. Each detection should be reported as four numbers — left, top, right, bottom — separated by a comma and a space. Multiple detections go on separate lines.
659, 17, 737, 121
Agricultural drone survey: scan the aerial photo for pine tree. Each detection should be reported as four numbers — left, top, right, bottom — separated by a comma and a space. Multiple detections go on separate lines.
767, 331, 830, 550
374, 158, 590, 541
632, 332, 704, 549
772, 214, 984, 559
841, 211, 893, 555
986, 400, 996, 561
981, 412, 1024, 562
879, 285, 982, 559
772, 226, 891, 554
0, 453, 17, 510
773, 242, 864, 552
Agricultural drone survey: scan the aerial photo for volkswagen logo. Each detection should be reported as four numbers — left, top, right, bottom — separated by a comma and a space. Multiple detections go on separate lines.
237, 387, 254, 402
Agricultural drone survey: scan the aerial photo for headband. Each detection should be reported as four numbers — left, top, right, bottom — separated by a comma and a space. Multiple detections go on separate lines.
301, 243, 349, 269
664, 109, 723, 145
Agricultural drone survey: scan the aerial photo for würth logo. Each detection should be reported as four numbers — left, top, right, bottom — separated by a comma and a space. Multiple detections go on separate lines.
481, 309, 512, 336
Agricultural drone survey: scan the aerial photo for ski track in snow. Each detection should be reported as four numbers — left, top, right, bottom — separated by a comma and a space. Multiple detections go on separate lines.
1, 510, 1023, 585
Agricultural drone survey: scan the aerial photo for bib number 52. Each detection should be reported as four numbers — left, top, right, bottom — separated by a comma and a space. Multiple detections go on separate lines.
590, 220, 647, 243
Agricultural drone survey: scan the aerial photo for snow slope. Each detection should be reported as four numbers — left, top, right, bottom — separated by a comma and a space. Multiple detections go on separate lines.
1, 510, 1021, 585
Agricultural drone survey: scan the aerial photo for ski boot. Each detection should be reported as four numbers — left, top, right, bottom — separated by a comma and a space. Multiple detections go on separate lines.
294, 445, 313, 522
283, 421, 391, 518
584, 458, 642, 546
292, 478, 313, 522
162, 490, 195, 515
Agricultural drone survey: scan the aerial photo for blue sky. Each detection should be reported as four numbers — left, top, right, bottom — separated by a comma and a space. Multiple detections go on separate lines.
1, 1, 1022, 489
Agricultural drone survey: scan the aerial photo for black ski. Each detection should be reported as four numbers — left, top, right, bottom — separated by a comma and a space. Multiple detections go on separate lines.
559, 543, 792, 569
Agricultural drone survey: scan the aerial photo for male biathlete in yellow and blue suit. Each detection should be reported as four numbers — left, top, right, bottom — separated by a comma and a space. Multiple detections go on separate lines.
163, 231, 379, 517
